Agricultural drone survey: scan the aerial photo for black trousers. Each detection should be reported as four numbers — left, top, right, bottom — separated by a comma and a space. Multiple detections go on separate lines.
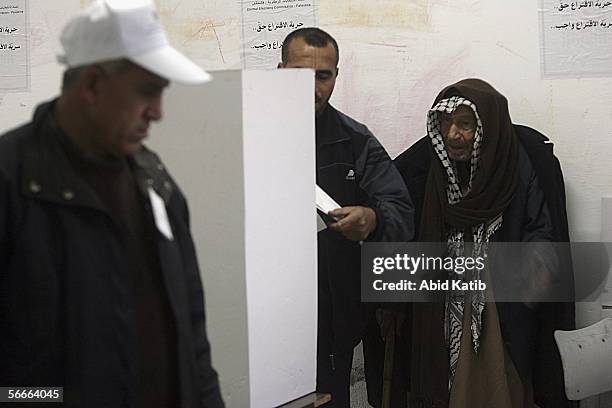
316, 335, 354, 408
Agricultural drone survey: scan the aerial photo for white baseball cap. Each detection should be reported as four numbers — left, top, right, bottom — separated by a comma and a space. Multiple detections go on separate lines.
58, 0, 211, 84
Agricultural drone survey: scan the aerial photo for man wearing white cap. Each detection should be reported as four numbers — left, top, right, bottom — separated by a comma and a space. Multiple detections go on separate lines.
0, 1, 223, 407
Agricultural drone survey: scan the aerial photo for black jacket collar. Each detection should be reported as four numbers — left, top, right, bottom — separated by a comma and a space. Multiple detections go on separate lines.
316, 104, 351, 147
21, 100, 174, 210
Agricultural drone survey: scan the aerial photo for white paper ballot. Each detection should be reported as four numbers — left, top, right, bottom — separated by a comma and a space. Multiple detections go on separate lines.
148, 187, 174, 240
316, 184, 341, 214
317, 213, 327, 232
316, 185, 342, 231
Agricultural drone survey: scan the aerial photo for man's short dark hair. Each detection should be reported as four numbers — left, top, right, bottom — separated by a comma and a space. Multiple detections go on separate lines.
282, 27, 339, 66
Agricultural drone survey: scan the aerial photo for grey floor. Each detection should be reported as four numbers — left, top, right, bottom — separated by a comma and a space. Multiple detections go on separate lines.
350, 342, 373, 408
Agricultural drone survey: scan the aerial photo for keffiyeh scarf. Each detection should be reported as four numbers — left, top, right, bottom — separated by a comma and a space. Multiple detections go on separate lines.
427, 96, 503, 386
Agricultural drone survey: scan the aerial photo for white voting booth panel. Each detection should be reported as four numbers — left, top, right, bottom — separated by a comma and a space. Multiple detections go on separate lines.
149, 70, 317, 407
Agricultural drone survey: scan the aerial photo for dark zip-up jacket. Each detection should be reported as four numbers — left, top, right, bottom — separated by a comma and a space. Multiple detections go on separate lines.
0, 101, 224, 408
316, 105, 415, 354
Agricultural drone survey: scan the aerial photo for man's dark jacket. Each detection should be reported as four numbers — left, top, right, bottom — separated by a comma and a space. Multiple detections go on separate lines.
0, 102, 224, 408
316, 105, 415, 355
394, 126, 575, 408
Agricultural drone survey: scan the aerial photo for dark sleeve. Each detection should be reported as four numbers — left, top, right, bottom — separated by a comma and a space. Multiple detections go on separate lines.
178, 196, 225, 408
512, 156, 576, 309
522, 164, 554, 243
355, 133, 415, 242
520, 161, 563, 299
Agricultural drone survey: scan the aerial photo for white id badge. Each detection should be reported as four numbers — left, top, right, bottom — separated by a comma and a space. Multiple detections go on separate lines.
148, 187, 174, 240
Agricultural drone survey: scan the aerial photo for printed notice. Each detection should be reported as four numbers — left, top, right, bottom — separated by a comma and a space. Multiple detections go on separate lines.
0, 0, 28, 91
540, 0, 612, 78
0, 0, 30, 92
241, 0, 318, 69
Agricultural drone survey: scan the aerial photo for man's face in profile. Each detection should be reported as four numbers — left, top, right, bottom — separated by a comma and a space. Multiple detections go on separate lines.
440, 105, 477, 162
90, 63, 169, 157
279, 37, 338, 116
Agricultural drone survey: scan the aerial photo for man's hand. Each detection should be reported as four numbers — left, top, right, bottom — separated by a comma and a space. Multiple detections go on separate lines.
328, 206, 377, 241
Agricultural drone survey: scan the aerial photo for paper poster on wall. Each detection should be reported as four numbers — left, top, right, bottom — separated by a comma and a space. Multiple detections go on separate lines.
539, 0, 612, 78
0, 0, 28, 91
241, 0, 318, 69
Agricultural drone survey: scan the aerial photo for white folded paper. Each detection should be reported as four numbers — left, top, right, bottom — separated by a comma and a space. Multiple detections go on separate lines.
316, 184, 340, 214
316, 185, 341, 232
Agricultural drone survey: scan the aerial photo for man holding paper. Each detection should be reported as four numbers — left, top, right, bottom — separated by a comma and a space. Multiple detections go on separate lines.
279, 27, 415, 406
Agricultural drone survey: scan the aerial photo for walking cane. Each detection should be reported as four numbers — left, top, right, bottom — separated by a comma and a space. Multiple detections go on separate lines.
381, 330, 395, 408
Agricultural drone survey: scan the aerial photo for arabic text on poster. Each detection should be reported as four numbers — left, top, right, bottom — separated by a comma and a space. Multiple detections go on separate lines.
540, 0, 612, 78
241, 0, 318, 69
0, 0, 28, 91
